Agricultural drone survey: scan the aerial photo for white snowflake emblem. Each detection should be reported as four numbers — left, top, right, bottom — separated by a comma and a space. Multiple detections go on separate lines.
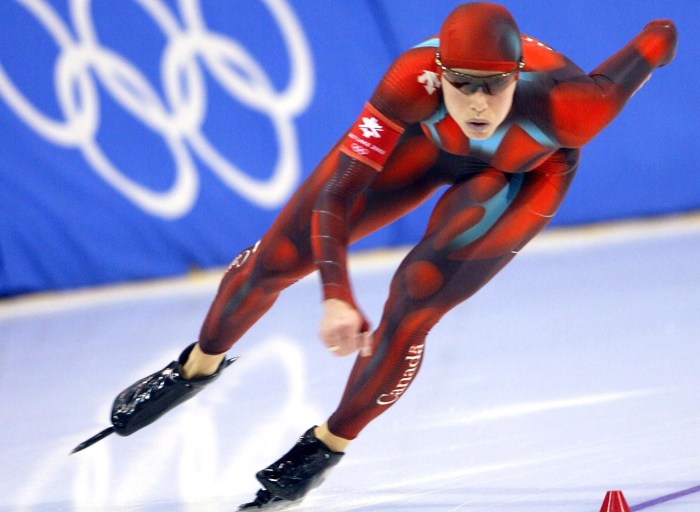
418, 70, 441, 95
358, 117, 384, 138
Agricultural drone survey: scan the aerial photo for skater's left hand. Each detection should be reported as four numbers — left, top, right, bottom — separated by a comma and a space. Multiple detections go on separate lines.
319, 299, 373, 357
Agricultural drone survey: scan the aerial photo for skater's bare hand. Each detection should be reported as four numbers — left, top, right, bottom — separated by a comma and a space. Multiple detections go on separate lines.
319, 299, 372, 357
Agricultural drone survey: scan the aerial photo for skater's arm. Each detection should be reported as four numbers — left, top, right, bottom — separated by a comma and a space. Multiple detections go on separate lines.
590, 19, 676, 89
311, 46, 441, 306
311, 152, 379, 309
311, 47, 438, 354
310, 152, 377, 355
549, 20, 677, 148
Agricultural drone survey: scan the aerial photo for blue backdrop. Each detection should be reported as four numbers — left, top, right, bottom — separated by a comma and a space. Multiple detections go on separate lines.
0, 1, 697, 296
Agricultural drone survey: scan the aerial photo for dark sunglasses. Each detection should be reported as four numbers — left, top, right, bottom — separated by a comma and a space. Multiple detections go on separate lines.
435, 51, 524, 95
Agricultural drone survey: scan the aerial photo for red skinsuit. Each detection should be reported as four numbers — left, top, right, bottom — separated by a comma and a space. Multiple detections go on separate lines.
199, 22, 676, 440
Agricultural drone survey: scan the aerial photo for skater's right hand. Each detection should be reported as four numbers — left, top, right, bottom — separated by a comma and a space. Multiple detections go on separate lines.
319, 299, 373, 357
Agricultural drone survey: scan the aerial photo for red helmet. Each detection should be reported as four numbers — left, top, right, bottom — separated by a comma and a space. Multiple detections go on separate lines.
439, 2, 522, 72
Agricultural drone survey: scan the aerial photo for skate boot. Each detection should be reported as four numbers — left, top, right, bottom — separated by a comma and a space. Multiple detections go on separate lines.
238, 427, 344, 510
72, 343, 236, 453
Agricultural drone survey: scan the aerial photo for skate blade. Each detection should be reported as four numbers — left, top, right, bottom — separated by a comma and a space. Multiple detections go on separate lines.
238, 501, 295, 511
238, 489, 297, 510
71, 427, 115, 454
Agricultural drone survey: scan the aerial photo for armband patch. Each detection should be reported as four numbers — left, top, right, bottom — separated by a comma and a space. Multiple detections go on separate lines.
339, 102, 404, 171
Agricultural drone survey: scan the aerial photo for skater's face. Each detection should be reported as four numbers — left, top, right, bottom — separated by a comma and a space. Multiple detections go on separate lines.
439, 58, 520, 140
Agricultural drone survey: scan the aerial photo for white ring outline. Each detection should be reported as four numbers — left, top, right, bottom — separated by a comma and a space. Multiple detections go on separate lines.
0, 0, 314, 217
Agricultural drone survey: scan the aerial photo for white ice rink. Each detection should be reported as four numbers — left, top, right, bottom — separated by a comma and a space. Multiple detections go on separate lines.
1, 216, 699, 512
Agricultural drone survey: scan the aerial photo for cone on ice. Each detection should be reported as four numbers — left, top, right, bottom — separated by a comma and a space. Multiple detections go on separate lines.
599, 490, 631, 512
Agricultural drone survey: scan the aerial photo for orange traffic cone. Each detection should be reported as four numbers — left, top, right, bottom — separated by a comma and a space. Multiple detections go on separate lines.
599, 490, 631, 512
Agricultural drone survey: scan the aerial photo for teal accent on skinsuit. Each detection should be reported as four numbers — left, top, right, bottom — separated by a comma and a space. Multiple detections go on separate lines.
447, 172, 525, 251
518, 119, 558, 149
468, 124, 508, 156
414, 37, 439, 49
224, 281, 252, 317
513, 72, 559, 148
469, 119, 558, 158
517, 71, 538, 82
421, 102, 448, 146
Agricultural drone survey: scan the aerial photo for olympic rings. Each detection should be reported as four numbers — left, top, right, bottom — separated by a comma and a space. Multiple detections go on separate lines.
0, 0, 314, 217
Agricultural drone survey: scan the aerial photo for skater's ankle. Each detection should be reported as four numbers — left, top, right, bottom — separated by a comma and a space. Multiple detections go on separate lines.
180, 343, 226, 380
314, 423, 351, 453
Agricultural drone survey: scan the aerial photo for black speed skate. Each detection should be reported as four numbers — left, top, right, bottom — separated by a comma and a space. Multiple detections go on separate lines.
72, 343, 236, 453
238, 427, 344, 510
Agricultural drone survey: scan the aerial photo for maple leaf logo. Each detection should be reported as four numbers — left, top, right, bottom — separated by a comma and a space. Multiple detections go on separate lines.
418, 70, 441, 95
358, 117, 384, 138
